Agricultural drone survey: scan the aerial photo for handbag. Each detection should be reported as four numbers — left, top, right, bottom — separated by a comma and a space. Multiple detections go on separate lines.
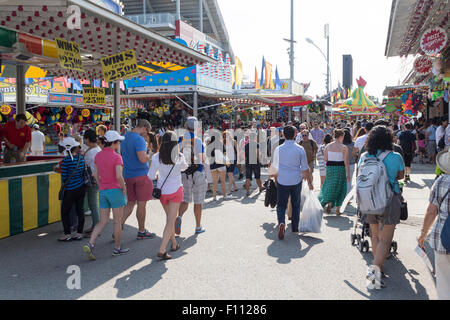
152, 163, 176, 199
439, 190, 450, 253
58, 155, 82, 201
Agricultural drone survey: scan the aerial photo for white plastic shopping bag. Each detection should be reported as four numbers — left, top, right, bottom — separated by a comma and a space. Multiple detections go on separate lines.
299, 188, 323, 233
300, 180, 309, 213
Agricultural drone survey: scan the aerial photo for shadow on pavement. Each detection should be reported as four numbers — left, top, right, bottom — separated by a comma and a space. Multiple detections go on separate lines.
113, 234, 198, 298
261, 222, 323, 264
0, 216, 198, 299
403, 181, 425, 189
323, 215, 354, 231
349, 243, 432, 300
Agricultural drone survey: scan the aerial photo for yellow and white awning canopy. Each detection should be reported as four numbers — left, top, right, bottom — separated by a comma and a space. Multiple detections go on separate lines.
0, 0, 215, 80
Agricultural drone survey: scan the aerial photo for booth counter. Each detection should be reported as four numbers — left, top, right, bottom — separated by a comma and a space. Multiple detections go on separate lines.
0, 156, 63, 239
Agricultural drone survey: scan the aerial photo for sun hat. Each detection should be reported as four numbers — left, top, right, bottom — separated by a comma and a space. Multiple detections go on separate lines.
104, 130, 125, 142
436, 150, 450, 174
59, 137, 80, 160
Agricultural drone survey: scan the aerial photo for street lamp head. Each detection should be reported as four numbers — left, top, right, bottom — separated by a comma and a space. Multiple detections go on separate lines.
305, 37, 313, 44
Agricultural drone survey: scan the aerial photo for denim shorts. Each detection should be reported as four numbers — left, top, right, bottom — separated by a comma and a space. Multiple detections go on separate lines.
99, 188, 127, 209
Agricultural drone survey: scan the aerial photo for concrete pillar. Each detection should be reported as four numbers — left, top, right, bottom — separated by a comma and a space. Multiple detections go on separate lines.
16, 64, 26, 115
113, 81, 120, 132
193, 91, 198, 118
288, 107, 292, 122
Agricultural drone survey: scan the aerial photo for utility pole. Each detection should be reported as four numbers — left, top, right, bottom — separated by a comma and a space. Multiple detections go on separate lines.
283, 0, 296, 122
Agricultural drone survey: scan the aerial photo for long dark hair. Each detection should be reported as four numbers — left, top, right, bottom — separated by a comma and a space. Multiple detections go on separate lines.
366, 125, 393, 155
343, 129, 352, 145
159, 131, 178, 165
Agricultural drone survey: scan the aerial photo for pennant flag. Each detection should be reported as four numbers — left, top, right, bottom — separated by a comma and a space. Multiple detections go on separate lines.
25, 78, 34, 85
234, 56, 243, 89
255, 67, 260, 89
264, 61, 273, 89
93, 79, 101, 88
275, 66, 282, 90
102, 80, 109, 88
72, 79, 82, 91
120, 80, 125, 90
260, 56, 265, 88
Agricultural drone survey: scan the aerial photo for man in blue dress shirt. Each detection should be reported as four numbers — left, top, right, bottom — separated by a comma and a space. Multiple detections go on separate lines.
270, 126, 314, 239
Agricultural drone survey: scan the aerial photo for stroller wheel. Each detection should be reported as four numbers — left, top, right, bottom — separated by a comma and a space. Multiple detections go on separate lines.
363, 240, 370, 253
351, 234, 357, 246
391, 241, 398, 254
358, 241, 364, 252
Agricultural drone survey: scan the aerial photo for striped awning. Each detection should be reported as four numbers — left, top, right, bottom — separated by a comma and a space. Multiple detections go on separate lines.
0, 0, 215, 80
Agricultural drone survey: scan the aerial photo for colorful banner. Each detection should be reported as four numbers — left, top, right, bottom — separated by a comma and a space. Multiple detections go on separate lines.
101, 50, 139, 82
55, 38, 84, 72
264, 62, 273, 89
0, 80, 49, 104
83, 87, 105, 105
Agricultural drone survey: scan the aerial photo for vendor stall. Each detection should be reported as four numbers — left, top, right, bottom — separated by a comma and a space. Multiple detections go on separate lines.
0, 0, 214, 239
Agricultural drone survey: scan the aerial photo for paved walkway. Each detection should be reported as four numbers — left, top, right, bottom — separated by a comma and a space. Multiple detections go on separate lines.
0, 161, 439, 299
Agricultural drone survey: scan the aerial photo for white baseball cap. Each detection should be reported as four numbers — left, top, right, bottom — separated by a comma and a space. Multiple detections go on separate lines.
104, 130, 125, 142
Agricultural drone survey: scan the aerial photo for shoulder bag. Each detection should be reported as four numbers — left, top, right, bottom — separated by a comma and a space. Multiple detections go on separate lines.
152, 163, 176, 199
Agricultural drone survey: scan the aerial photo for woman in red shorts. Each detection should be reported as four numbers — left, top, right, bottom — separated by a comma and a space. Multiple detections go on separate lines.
148, 131, 188, 260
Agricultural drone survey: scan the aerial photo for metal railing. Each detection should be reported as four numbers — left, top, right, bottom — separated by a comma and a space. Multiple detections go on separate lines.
125, 13, 176, 28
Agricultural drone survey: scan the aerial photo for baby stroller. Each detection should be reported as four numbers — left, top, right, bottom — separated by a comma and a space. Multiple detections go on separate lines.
350, 181, 404, 255
350, 210, 398, 255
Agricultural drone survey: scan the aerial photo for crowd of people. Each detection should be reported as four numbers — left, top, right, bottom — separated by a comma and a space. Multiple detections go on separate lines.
0, 113, 449, 298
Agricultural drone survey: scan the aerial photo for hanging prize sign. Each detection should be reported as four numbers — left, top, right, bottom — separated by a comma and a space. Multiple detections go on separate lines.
65, 106, 73, 115
83, 87, 105, 105
414, 56, 433, 75
0, 104, 11, 115
55, 38, 84, 72
81, 109, 91, 117
101, 50, 139, 82
420, 27, 448, 56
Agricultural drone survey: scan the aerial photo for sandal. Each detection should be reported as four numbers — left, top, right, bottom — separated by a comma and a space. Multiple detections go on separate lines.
171, 243, 180, 252
325, 203, 332, 214
157, 252, 172, 260
58, 235, 72, 242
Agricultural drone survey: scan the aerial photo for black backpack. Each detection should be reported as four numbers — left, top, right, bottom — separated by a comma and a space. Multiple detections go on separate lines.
438, 135, 445, 150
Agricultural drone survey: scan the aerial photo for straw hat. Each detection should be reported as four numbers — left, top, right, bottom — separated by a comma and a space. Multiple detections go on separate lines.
436, 150, 450, 174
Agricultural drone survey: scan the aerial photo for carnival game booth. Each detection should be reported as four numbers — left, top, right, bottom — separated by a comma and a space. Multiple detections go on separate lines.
0, 0, 214, 239
337, 77, 380, 118
120, 92, 277, 128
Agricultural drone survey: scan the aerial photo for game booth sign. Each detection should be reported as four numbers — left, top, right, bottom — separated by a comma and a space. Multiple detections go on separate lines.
0, 0, 214, 239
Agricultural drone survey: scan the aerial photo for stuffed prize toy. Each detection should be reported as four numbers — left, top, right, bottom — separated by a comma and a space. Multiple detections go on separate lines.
46, 108, 60, 125
34, 107, 47, 124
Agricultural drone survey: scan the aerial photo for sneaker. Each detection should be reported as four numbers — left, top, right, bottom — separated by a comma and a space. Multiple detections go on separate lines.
83, 243, 96, 260
137, 230, 156, 240
112, 247, 130, 256
175, 216, 182, 236
278, 223, 285, 240
223, 195, 232, 199
195, 226, 206, 234
366, 266, 383, 290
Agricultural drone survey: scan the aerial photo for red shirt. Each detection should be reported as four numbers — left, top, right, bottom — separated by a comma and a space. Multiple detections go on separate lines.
2, 120, 31, 149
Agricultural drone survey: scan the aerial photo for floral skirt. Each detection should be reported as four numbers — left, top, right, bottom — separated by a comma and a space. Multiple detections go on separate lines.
318, 165, 347, 208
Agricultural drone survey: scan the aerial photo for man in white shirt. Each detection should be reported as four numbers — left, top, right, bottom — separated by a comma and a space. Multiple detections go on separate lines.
295, 123, 313, 143
30, 124, 45, 156
270, 125, 313, 240
353, 121, 374, 159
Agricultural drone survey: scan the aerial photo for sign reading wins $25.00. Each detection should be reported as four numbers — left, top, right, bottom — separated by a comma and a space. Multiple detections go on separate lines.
101, 50, 139, 82
55, 38, 84, 72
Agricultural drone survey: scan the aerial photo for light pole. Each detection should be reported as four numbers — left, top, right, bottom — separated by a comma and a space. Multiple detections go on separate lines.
283, 0, 296, 122
306, 31, 331, 101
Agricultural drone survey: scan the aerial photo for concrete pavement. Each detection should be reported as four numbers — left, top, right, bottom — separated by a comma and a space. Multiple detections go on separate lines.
0, 161, 439, 299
